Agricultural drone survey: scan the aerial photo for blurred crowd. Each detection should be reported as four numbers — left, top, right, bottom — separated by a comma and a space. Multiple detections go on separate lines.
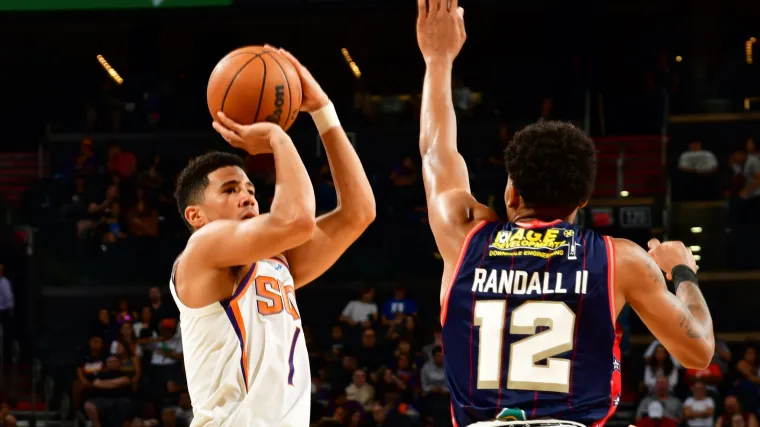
71, 284, 456, 427
635, 340, 760, 427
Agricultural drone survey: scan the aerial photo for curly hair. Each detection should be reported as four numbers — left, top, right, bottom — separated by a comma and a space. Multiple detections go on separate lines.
505, 120, 596, 213
174, 151, 244, 230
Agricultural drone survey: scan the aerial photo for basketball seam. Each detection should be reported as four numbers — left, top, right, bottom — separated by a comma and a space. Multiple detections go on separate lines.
251, 55, 267, 123
220, 54, 263, 117
209, 52, 256, 80
262, 51, 294, 129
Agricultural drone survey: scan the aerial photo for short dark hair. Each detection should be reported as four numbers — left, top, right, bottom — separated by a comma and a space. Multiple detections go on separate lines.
174, 151, 244, 230
505, 120, 596, 214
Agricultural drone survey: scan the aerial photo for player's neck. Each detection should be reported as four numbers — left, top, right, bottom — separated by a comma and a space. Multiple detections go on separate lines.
511, 207, 576, 225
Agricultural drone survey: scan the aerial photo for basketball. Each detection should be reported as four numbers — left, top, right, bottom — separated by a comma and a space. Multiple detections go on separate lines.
207, 46, 302, 131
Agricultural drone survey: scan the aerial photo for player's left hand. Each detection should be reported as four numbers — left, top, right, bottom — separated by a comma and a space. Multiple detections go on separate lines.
267, 45, 329, 114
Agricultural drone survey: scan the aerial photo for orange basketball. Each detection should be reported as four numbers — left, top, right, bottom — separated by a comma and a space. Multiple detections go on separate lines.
207, 46, 302, 131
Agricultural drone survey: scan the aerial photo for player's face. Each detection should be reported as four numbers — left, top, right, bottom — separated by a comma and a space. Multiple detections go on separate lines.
192, 166, 259, 227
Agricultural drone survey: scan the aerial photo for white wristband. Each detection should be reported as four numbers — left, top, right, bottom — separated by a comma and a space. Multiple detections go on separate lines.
310, 101, 340, 135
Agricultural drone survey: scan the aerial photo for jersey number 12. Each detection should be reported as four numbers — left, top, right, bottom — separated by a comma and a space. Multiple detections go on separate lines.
474, 300, 575, 393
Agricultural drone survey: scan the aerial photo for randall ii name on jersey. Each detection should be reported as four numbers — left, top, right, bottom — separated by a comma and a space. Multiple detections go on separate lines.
488, 227, 580, 260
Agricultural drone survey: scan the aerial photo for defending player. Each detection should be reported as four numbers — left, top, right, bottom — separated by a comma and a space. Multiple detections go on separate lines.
170, 49, 375, 426
415, 1, 714, 426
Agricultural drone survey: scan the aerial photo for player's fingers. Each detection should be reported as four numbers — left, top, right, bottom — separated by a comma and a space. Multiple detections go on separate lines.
278, 49, 302, 68
456, 7, 466, 37
647, 238, 661, 250
216, 112, 244, 134
449, 0, 457, 12
212, 121, 243, 146
416, 0, 427, 19
264, 44, 277, 50
434, 0, 443, 14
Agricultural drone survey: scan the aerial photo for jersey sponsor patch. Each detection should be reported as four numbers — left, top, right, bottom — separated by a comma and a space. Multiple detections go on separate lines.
488, 227, 580, 260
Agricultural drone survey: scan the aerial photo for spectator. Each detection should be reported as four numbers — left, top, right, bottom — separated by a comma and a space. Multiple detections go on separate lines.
715, 396, 759, 427
367, 401, 414, 427
345, 369, 375, 408
134, 306, 155, 340
636, 376, 683, 424
644, 345, 679, 393
746, 137, 758, 162
381, 284, 418, 325
146, 319, 183, 391
73, 138, 99, 178
340, 288, 378, 330
683, 381, 715, 427
355, 328, 384, 374
422, 326, 443, 362
148, 287, 172, 331
127, 199, 159, 238
93, 308, 117, 344
112, 340, 142, 392
84, 355, 134, 427
421, 346, 449, 424
114, 298, 137, 326
74, 335, 106, 409
676, 139, 719, 200
325, 324, 346, 361
0, 264, 14, 360
375, 368, 407, 405
0, 401, 17, 427
107, 144, 137, 179
167, 391, 194, 427
734, 347, 760, 411
100, 201, 127, 245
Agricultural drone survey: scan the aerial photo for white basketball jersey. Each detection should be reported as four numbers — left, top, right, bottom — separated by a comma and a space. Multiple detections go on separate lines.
169, 258, 311, 427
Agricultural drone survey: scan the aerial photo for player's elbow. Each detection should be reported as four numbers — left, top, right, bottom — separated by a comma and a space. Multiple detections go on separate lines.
285, 213, 317, 245
353, 201, 376, 229
678, 341, 715, 370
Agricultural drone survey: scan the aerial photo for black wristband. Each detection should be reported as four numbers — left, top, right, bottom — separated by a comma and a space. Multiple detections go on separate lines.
671, 264, 698, 293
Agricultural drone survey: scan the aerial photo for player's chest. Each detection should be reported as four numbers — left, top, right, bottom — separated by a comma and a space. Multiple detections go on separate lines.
243, 263, 301, 324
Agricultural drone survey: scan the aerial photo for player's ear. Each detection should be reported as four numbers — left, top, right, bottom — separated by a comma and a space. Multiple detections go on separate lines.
505, 179, 520, 209
185, 205, 206, 229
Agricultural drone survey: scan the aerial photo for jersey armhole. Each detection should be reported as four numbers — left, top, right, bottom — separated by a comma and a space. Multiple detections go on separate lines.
603, 236, 617, 326
440, 220, 489, 326
170, 256, 226, 317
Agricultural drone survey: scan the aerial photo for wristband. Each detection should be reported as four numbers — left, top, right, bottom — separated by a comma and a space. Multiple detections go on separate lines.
310, 101, 340, 135
671, 264, 698, 293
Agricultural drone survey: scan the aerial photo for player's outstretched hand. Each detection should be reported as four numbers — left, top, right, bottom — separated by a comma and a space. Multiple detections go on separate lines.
212, 112, 285, 155
647, 238, 699, 280
416, 0, 466, 63
265, 45, 329, 114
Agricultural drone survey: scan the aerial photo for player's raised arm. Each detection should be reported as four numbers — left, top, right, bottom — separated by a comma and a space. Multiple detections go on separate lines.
274, 48, 375, 288
416, 0, 497, 264
615, 238, 714, 369
184, 120, 316, 270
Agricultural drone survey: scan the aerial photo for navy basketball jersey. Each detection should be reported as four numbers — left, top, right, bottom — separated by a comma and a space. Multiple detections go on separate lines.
441, 220, 621, 427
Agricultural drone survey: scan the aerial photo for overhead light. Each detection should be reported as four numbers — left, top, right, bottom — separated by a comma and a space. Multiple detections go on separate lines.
693, 254, 701, 261
341, 48, 362, 79
690, 227, 703, 234
689, 245, 701, 252
97, 54, 123, 85
675, 56, 683, 62
620, 190, 630, 197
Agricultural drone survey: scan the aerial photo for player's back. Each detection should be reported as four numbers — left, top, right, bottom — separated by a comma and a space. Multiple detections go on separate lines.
441, 220, 621, 427
169, 258, 310, 427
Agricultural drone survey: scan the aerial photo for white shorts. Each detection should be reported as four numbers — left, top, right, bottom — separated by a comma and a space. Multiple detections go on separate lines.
468, 420, 587, 427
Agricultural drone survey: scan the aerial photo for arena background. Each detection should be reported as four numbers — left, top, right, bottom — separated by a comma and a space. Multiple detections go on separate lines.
0, 0, 759, 426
